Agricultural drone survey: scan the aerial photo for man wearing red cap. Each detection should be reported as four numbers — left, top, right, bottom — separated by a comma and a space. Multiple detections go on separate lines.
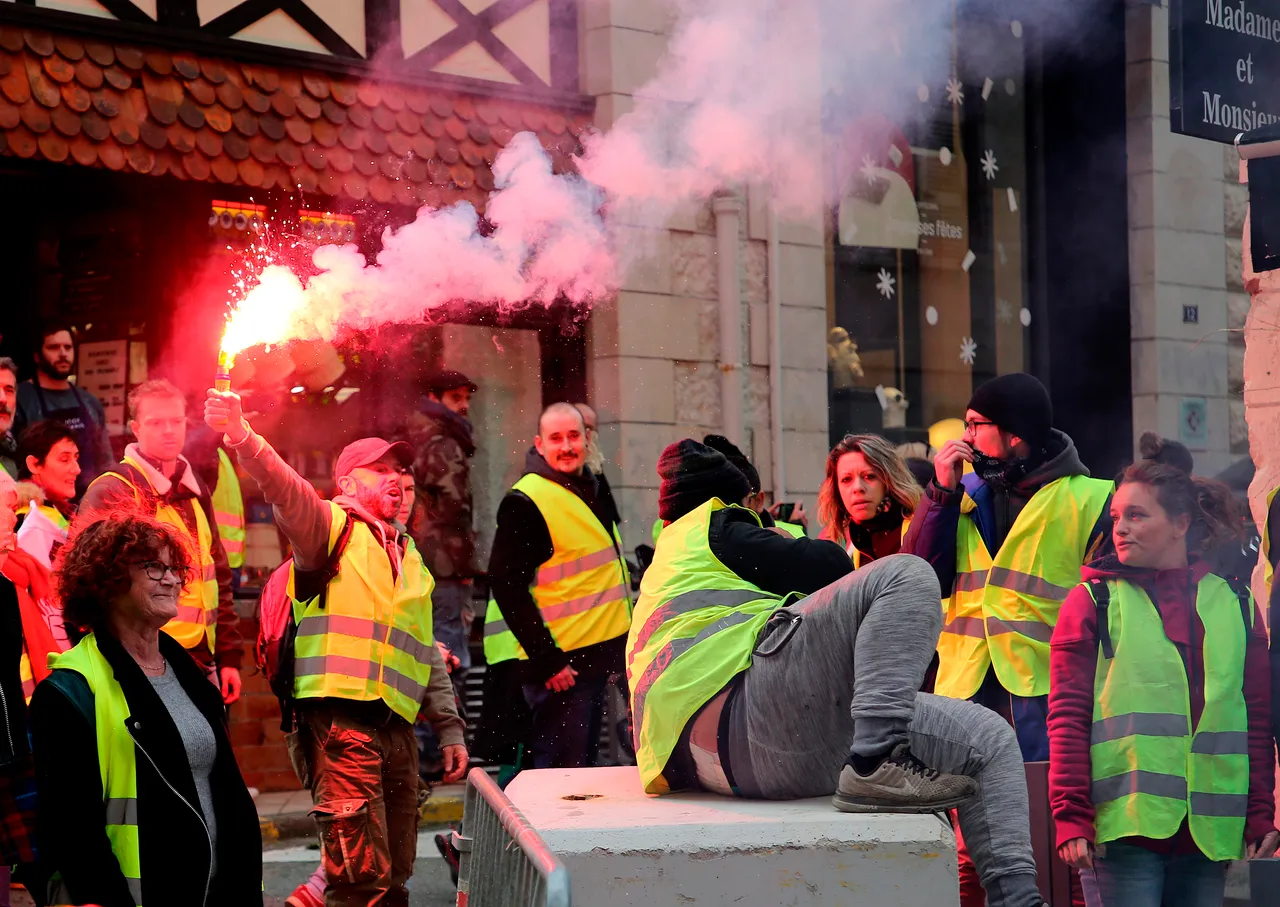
205, 389, 466, 907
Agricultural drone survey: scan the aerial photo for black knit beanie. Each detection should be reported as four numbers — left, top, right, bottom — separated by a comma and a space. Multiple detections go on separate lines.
702, 434, 761, 494
966, 373, 1053, 447
657, 439, 753, 522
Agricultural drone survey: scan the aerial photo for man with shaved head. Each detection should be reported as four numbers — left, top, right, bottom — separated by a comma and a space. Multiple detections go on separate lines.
483, 401, 631, 769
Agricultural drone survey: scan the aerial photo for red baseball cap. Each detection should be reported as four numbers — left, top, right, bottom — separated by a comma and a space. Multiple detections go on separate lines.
334, 438, 413, 480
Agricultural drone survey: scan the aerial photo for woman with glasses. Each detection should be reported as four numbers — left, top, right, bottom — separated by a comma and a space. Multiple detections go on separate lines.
818, 435, 921, 567
29, 512, 262, 907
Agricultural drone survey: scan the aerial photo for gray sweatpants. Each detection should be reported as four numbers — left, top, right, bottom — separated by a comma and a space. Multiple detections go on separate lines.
724, 555, 1040, 907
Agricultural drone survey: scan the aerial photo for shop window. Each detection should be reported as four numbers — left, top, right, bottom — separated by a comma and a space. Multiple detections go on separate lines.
827, 13, 1030, 448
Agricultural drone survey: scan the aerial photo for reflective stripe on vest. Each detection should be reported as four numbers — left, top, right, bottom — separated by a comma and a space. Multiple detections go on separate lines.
935, 474, 1111, 700
211, 449, 246, 569
483, 474, 631, 664
48, 634, 145, 905
627, 499, 785, 794
849, 519, 910, 570
290, 503, 434, 724
1087, 576, 1250, 861
90, 458, 220, 654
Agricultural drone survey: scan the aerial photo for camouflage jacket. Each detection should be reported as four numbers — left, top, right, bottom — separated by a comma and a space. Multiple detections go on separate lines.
407, 401, 477, 579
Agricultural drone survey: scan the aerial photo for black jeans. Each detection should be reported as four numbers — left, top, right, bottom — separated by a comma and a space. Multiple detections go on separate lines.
521, 675, 608, 769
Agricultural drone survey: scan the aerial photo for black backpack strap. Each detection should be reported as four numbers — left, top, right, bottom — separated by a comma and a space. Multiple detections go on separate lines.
1087, 578, 1114, 660
275, 512, 358, 732
1224, 574, 1254, 631
315, 510, 357, 610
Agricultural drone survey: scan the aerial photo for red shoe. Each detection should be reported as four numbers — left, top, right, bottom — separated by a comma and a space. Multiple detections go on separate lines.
286, 883, 325, 907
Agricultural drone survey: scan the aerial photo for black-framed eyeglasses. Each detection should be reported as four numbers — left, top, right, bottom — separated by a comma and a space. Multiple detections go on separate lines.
135, 561, 193, 584
964, 419, 997, 433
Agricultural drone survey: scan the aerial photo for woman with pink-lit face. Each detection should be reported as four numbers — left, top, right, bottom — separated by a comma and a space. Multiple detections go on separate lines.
818, 435, 921, 569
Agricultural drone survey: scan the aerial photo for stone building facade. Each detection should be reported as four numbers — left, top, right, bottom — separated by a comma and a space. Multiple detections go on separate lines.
1126, 1, 1249, 479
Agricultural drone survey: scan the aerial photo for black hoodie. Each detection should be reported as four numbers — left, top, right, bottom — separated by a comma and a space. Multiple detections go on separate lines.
487, 449, 625, 683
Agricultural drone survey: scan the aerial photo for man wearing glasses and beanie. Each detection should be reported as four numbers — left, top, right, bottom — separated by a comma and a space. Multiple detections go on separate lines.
903, 371, 1112, 759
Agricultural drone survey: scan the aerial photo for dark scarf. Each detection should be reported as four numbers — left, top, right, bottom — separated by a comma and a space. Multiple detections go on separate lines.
847, 502, 905, 558
971, 447, 1048, 491
421, 399, 476, 458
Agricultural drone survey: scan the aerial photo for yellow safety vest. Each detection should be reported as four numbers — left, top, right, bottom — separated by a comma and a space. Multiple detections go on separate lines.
848, 518, 911, 570
290, 502, 435, 724
48, 633, 144, 905
483, 474, 631, 665
211, 449, 246, 570
1087, 576, 1251, 861
1263, 487, 1278, 605
936, 475, 1112, 700
628, 499, 787, 794
89, 456, 219, 654
16, 501, 69, 532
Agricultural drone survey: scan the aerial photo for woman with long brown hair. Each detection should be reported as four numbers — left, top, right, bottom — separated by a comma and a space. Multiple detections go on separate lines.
1049, 462, 1277, 905
819, 434, 922, 567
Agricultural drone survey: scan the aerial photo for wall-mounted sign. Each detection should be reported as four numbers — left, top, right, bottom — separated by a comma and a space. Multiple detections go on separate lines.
78, 340, 128, 434
1171, 0, 1280, 143
1179, 396, 1209, 446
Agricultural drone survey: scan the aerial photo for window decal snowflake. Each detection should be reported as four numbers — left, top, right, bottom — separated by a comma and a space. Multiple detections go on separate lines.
997, 298, 1014, 323
946, 78, 964, 106
981, 149, 999, 180
960, 337, 978, 365
875, 268, 896, 299
861, 153, 879, 184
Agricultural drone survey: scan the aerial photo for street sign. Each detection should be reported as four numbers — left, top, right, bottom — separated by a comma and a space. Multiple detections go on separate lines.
1170, 0, 1280, 144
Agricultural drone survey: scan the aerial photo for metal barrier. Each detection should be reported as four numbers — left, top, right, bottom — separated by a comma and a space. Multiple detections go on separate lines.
453, 767, 572, 907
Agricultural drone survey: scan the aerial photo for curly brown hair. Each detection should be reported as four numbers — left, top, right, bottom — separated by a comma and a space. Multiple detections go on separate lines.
56, 511, 193, 632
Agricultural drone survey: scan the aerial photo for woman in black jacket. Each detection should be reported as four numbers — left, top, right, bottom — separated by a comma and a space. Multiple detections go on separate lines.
30, 512, 262, 907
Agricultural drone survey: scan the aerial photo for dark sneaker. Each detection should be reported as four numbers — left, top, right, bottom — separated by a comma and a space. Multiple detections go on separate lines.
435, 831, 461, 886
832, 743, 978, 813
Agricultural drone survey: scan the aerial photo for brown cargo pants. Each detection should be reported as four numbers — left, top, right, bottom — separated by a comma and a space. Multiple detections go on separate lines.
299, 699, 420, 907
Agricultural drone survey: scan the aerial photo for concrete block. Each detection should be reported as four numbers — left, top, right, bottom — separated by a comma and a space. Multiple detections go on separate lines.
779, 243, 827, 309
671, 231, 719, 299
1226, 181, 1249, 235
1144, 173, 1225, 234
1126, 58, 1169, 122
582, 0, 675, 34
592, 92, 635, 131
505, 767, 958, 907
748, 303, 770, 366
1131, 338, 1228, 398
748, 365, 771, 426
784, 430, 829, 495
1132, 228, 1226, 290
1227, 236, 1245, 292
1231, 397, 1249, 454
615, 225, 672, 295
674, 360, 721, 425
1228, 291, 1250, 330
1129, 282, 1226, 342
1224, 142, 1243, 183
612, 291, 703, 360
746, 183, 824, 246
582, 27, 669, 97
1125, 1, 1168, 64
745, 239, 768, 306
782, 368, 829, 433
593, 356, 675, 423
781, 306, 829, 370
